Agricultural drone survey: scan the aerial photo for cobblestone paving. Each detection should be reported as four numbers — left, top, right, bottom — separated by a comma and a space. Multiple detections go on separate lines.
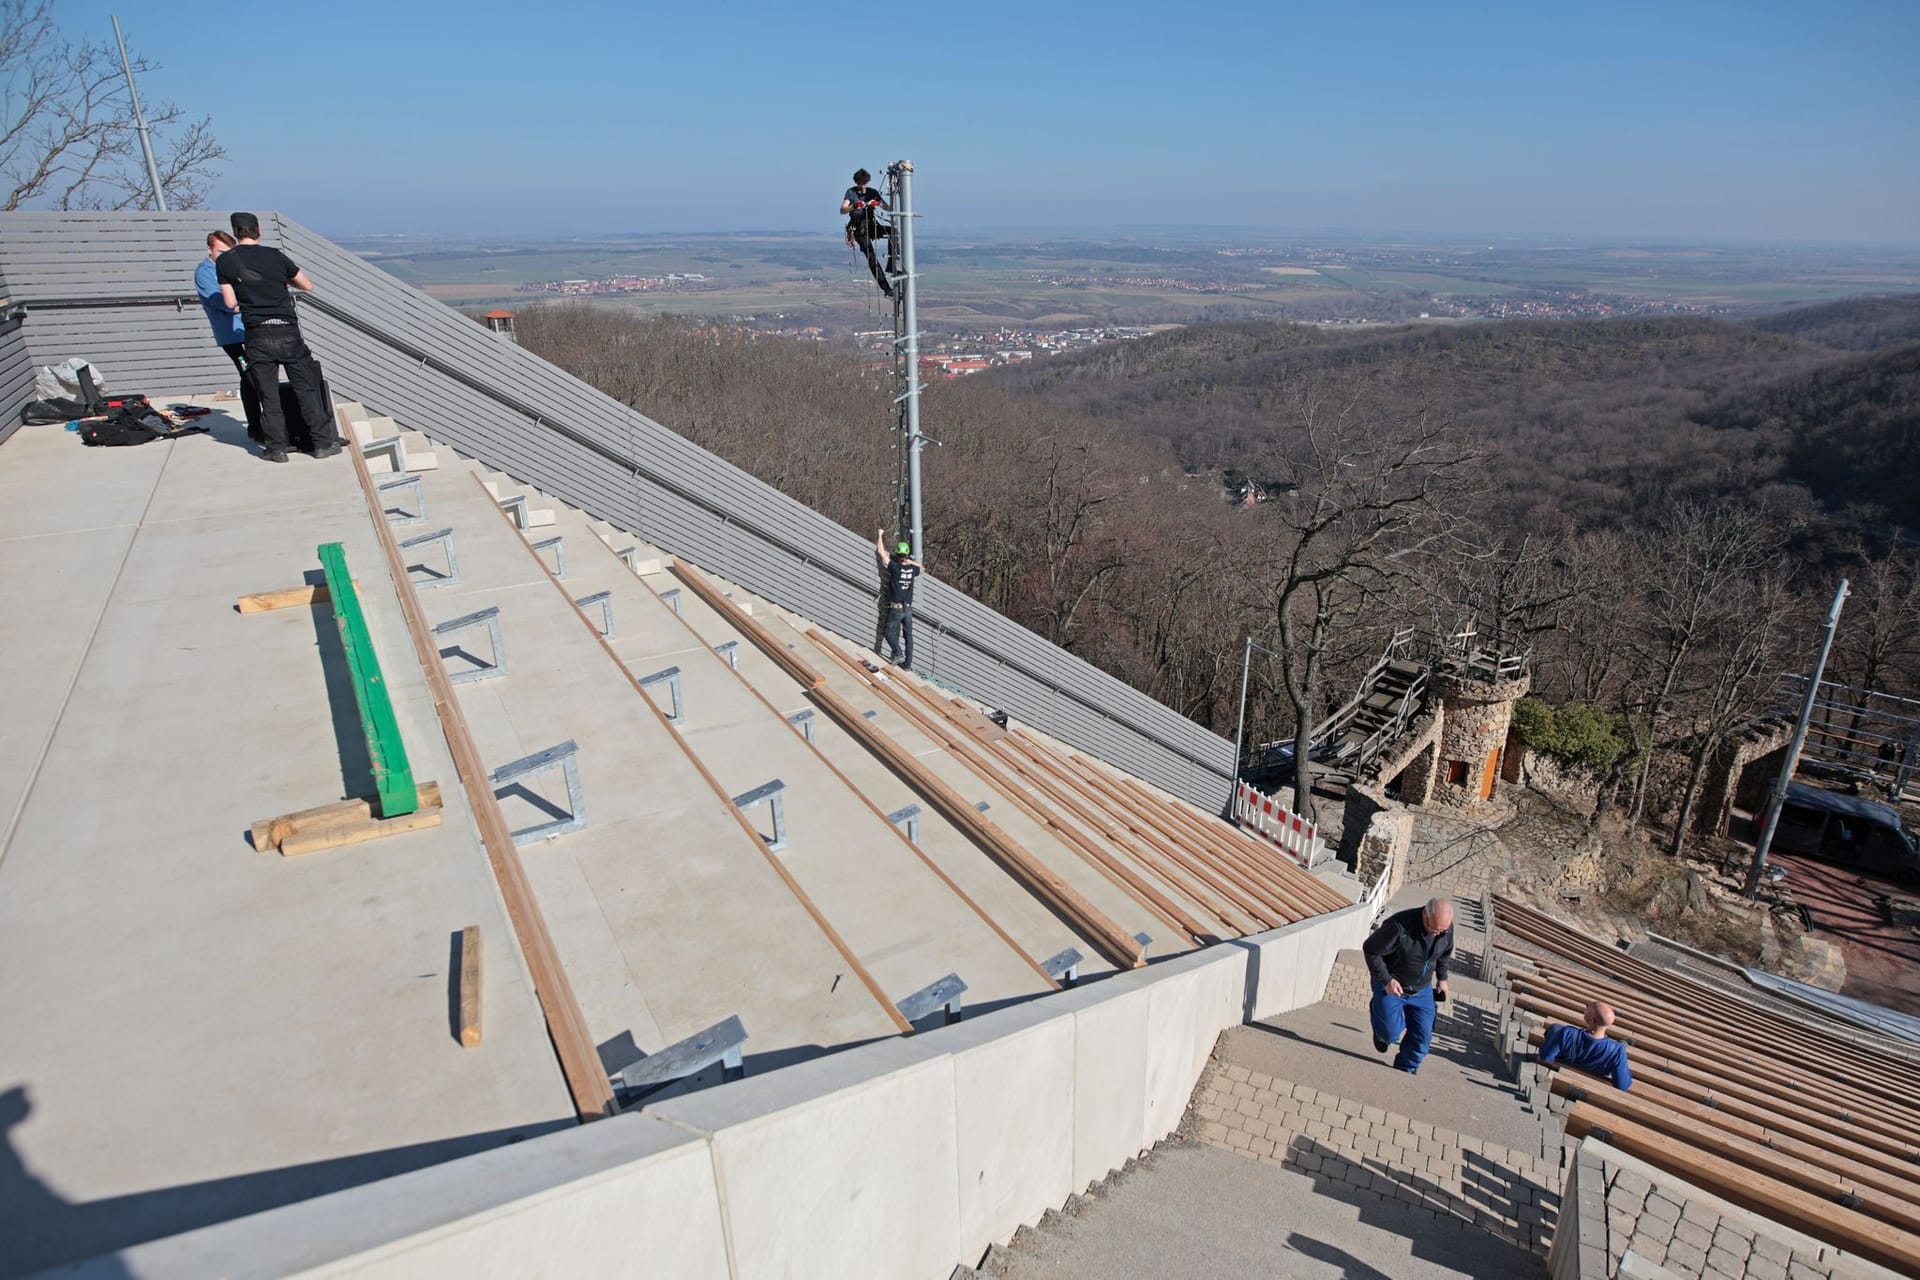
1189, 1058, 1561, 1256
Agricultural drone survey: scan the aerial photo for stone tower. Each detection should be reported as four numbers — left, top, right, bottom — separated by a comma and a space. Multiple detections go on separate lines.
1428, 629, 1531, 812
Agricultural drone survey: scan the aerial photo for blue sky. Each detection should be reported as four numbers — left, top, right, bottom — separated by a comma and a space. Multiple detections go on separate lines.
77, 0, 1920, 242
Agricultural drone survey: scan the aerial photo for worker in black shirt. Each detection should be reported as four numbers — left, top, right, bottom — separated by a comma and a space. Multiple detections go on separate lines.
215, 211, 337, 463
874, 527, 921, 668
841, 169, 895, 299
1361, 897, 1455, 1076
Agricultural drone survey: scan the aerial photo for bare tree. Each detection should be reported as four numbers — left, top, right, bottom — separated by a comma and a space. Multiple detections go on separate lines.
1, 2, 225, 211
1248, 391, 1482, 820
1624, 503, 1783, 824
1666, 569, 1790, 854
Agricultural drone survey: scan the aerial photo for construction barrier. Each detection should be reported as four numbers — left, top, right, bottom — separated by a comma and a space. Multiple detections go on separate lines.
1232, 780, 1329, 869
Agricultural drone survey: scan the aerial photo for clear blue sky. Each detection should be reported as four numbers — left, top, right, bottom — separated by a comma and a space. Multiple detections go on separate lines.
80, 0, 1920, 242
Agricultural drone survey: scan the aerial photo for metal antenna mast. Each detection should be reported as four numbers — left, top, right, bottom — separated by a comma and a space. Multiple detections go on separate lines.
110, 16, 167, 212
885, 160, 925, 558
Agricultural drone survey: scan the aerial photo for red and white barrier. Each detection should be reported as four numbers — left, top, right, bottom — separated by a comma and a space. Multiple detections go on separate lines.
1233, 780, 1330, 869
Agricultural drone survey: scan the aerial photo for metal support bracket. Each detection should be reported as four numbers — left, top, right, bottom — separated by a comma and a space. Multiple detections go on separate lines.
606, 1015, 748, 1106
431, 605, 506, 685
897, 973, 967, 1027
640, 665, 684, 726
1041, 947, 1083, 986
659, 587, 683, 615
376, 473, 425, 525
399, 526, 460, 588
364, 435, 406, 473
498, 492, 532, 530
575, 590, 613, 638
886, 803, 922, 844
490, 740, 586, 845
617, 545, 639, 570
1134, 932, 1153, 959
786, 708, 815, 744
715, 639, 740, 670
531, 534, 566, 579
732, 778, 787, 852
975, 799, 991, 813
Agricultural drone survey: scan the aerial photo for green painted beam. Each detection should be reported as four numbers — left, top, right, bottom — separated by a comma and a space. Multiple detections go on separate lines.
317, 542, 418, 818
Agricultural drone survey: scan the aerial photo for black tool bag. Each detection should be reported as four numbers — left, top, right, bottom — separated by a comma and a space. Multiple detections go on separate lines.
79, 400, 207, 447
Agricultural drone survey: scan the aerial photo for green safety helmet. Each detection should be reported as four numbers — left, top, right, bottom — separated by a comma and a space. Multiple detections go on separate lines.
896, 540, 912, 555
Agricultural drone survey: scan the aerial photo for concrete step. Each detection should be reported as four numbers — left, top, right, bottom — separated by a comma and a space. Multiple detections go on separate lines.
401, 455, 905, 1067
512, 483, 1061, 1012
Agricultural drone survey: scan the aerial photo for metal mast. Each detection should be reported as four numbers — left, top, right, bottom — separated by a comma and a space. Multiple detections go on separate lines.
110, 16, 167, 212
885, 160, 924, 558
1744, 578, 1849, 897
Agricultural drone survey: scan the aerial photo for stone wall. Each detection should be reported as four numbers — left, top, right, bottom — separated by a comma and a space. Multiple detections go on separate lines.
1547, 1139, 1898, 1280
1431, 672, 1530, 811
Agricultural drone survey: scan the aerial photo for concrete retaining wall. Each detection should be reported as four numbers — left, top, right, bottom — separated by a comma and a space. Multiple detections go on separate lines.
60, 908, 1366, 1280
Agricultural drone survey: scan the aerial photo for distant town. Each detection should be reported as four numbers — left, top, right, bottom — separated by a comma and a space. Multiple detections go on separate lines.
517, 273, 717, 297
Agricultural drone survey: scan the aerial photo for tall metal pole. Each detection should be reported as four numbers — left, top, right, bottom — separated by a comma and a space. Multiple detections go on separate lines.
1228, 635, 1254, 816
892, 160, 924, 559
110, 16, 167, 212
1745, 578, 1849, 898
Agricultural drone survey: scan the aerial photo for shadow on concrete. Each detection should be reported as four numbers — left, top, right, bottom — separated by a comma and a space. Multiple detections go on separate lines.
1243, 1016, 1389, 1069
1283, 1231, 1396, 1280
1283, 1132, 1556, 1269
0, 1083, 567, 1279
304, 573, 378, 805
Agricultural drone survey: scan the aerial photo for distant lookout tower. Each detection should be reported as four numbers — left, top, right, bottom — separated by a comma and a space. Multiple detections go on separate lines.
1428, 626, 1531, 811
483, 309, 517, 344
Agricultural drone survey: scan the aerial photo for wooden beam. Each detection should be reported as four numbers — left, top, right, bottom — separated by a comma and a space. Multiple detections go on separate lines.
1547, 1069, 1920, 1226
235, 580, 358, 613
1563, 1106, 1920, 1275
673, 563, 824, 690
343, 411, 617, 1121
457, 925, 483, 1047
792, 633, 1145, 970
252, 782, 445, 853
810, 632, 1220, 943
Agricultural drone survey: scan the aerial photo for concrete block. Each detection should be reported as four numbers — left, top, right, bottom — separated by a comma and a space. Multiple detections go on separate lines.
1141, 948, 1247, 1144
649, 1035, 960, 1280
1234, 917, 1307, 1021
403, 451, 441, 473
915, 995, 1076, 1260
79, 1113, 727, 1280
1065, 973, 1153, 1189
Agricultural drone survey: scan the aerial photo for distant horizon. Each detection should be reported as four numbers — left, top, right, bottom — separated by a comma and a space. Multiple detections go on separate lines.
324, 224, 1920, 254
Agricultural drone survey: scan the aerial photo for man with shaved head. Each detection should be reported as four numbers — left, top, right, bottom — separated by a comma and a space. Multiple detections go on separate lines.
1539, 999, 1633, 1091
1361, 897, 1455, 1075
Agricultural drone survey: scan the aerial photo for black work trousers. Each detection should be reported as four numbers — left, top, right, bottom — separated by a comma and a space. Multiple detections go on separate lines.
243, 324, 331, 454
875, 601, 914, 668
850, 216, 895, 296
219, 341, 265, 439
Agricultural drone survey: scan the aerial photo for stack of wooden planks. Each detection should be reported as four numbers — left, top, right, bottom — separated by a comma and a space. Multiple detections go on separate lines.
1492, 894, 1920, 1274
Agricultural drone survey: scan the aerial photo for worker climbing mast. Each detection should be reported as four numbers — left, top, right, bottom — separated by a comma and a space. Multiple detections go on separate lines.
885, 159, 926, 560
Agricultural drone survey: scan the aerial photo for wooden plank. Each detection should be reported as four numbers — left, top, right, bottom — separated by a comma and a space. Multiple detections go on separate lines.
251, 781, 444, 851
342, 408, 616, 1121
808, 631, 1222, 943
236, 580, 359, 614
279, 801, 443, 858
1563, 1106, 1920, 1274
793, 632, 1146, 970
672, 562, 824, 691
457, 925, 483, 1047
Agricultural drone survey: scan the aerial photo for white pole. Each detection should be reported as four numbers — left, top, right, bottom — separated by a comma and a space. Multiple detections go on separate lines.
110, 16, 167, 212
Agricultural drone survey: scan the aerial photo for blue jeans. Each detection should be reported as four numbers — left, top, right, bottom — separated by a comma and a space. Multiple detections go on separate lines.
1370, 980, 1436, 1074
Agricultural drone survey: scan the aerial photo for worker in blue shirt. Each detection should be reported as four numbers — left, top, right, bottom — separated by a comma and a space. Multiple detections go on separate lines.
194, 229, 264, 441
1540, 1000, 1633, 1091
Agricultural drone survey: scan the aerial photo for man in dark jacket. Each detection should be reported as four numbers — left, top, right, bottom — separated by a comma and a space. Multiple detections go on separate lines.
841, 168, 895, 299
1362, 897, 1454, 1075
216, 211, 337, 463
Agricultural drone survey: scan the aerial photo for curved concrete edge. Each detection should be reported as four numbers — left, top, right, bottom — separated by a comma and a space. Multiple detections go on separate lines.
48, 907, 1371, 1280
